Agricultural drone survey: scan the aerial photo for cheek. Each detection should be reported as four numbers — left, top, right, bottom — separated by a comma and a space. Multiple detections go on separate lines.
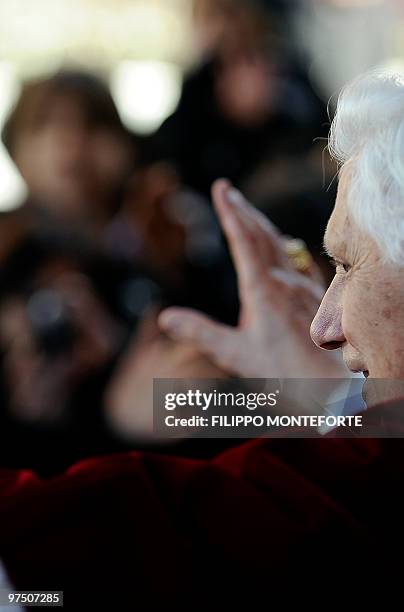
376, 283, 404, 376
341, 278, 379, 351
343, 275, 404, 375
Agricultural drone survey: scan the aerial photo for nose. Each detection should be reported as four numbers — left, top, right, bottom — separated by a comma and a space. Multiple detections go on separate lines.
310, 279, 345, 351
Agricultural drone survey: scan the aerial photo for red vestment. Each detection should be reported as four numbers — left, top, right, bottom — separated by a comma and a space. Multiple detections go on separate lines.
0, 404, 401, 609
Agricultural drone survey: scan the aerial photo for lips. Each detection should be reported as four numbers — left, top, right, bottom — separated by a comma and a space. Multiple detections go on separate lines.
344, 361, 369, 377
342, 351, 368, 378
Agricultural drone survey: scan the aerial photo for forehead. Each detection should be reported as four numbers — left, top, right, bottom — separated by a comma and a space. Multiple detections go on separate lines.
324, 167, 352, 258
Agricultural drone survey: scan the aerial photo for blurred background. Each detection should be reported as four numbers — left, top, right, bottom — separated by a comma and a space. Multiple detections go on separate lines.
0, 0, 402, 473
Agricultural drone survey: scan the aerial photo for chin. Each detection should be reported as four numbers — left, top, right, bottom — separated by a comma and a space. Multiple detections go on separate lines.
362, 378, 404, 409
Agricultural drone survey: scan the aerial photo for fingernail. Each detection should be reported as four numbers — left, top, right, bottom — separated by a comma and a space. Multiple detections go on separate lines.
226, 188, 244, 207
161, 315, 182, 335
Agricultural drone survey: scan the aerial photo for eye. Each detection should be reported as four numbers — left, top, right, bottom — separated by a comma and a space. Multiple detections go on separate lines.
331, 259, 351, 274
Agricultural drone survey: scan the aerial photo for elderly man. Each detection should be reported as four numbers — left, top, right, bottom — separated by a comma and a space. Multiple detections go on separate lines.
160, 72, 404, 404
1, 72, 403, 608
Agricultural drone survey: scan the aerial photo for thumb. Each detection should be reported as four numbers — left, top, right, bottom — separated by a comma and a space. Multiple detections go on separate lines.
158, 307, 238, 371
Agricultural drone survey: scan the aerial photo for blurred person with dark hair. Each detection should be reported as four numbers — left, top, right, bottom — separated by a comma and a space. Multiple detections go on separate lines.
2, 70, 135, 232
149, 0, 334, 258
1, 69, 239, 326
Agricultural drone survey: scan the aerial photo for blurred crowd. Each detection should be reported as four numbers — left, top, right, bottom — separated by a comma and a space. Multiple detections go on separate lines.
0, 0, 338, 474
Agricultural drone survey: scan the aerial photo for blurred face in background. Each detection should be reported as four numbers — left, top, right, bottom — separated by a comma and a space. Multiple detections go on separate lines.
9, 84, 134, 226
215, 48, 277, 127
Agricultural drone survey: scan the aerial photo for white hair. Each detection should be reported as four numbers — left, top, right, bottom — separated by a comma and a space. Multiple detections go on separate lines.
329, 71, 404, 264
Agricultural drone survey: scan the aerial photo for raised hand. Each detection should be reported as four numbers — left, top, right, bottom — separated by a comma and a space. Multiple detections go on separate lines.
159, 179, 348, 378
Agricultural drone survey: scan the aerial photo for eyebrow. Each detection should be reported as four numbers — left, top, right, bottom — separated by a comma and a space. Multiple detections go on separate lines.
323, 232, 335, 258
323, 230, 346, 261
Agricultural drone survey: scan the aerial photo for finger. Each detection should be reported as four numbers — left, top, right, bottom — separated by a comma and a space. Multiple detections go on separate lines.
214, 180, 291, 270
270, 268, 324, 301
266, 268, 324, 321
158, 307, 239, 372
211, 180, 268, 297
231, 192, 290, 269
305, 260, 325, 287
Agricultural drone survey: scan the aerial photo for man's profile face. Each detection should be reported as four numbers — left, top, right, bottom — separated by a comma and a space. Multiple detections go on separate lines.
310, 164, 404, 381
